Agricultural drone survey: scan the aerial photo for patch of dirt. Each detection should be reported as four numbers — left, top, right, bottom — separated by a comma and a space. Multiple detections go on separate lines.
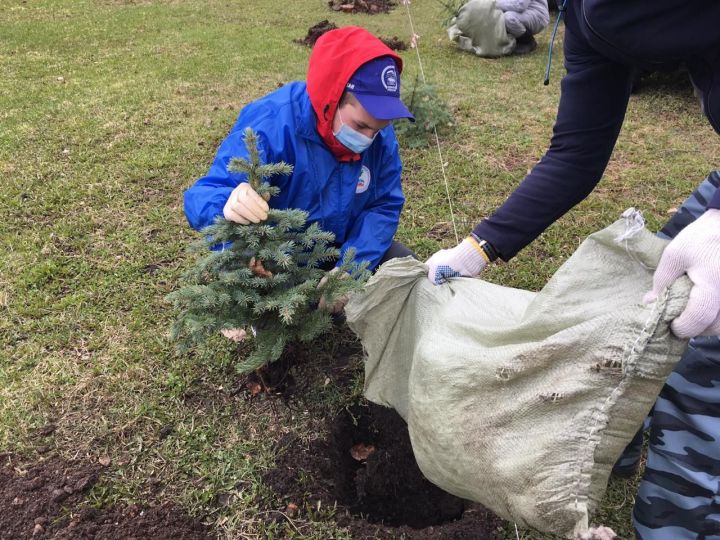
0, 454, 211, 540
380, 36, 407, 51
264, 404, 504, 538
294, 20, 338, 47
249, 348, 298, 397
328, 0, 396, 14
229, 332, 362, 404
295, 20, 407, 50
427, 221, 456, 242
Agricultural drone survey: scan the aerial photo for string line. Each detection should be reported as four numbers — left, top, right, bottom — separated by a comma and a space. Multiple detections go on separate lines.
401, 0, 459, 244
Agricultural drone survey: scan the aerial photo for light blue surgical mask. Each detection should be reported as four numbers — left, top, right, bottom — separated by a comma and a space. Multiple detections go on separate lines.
333, 108, 377, 154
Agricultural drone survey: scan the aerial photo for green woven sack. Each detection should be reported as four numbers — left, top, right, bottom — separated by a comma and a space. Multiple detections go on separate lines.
346, 211, 690, 538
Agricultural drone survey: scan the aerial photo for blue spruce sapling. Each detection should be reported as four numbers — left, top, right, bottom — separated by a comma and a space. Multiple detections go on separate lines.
168, 128, 369, 373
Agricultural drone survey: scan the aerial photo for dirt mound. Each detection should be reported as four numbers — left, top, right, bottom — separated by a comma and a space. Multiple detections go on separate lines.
295, 20, 338, 47
380, 36, 407, 51
328, 0, 396, 14
296, 21, 407, 50
0, 454, 211, 540
264, 404, 504, 538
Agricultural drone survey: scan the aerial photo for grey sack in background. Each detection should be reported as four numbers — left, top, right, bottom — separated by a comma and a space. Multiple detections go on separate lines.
447, 0, 516, 57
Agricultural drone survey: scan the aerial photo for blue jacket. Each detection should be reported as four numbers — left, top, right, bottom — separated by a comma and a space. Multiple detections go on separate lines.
183, 82, 404, 271
473, 0, 720, 260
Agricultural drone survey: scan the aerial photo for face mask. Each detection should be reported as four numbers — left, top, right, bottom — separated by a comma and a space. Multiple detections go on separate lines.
333, 107, 376, 154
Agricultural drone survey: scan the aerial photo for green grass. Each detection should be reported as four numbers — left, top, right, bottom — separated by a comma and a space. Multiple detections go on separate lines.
1, 0, 717, 538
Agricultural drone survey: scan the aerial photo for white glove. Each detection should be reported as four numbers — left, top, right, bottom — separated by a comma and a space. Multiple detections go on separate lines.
425, 238, 488, 284
317, 267, 350, 314
221, 328, 247, 342
577, 526, 617, 540
223, 182, 270, 224
644, 208, 720, 338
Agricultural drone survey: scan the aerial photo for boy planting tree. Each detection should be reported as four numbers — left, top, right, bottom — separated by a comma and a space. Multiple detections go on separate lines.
184, 26, 416, 344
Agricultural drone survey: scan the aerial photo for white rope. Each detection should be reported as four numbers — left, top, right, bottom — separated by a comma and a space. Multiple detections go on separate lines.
401, 0, 459, 243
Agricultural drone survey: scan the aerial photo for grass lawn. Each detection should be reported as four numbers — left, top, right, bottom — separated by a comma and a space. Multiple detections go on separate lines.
1, 0, 717, 538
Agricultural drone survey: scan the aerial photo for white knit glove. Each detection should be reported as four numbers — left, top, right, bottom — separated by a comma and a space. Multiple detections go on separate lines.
644, 208, 720, 338
223, 182, 270, 224
576, 526, 617, 540
425, 238, 488, 284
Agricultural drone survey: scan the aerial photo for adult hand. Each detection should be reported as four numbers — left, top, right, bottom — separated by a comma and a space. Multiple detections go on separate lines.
644, 208, 720, 338
223, 182, 270, 224
317, 267, 350, 314
425, 238, 488, 285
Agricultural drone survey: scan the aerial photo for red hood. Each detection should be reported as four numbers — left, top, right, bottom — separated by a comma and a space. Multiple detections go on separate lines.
307, 27, 404, 162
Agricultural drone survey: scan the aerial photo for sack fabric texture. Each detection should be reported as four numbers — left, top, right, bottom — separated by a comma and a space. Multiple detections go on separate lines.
345, 213, 691, 538
447, 0, 517, 57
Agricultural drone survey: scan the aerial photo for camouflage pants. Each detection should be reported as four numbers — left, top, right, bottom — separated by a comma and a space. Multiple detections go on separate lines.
627, 171, 720, 539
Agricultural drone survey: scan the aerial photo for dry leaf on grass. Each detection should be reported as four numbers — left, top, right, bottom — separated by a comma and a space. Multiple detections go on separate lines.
246, 381, 263, 396
350, 443, 375, 461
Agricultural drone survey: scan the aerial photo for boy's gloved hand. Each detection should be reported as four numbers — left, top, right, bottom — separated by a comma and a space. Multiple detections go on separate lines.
425, 238, 488, 284
223, 182, 270, 224
317, 267, 350, 314
645, 208, 720, 338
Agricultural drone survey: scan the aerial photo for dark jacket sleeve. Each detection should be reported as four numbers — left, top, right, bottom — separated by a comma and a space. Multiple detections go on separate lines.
473, 6, 635, 260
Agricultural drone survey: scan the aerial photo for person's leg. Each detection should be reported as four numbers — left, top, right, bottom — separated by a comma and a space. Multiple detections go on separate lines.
513, 30, 538, 55
634, 336, 720, 540
377, 240, 417, 268
503, 12, 528, 38
614, 172, 720, 478
507, 9, 545, 55
612, 426, 645, 477
633, 171, 720, 540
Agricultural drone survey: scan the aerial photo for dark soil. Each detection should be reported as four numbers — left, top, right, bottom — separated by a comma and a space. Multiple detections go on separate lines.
264, 404, 505, 538
232, 334, 362, 404
243, 346, 297, 399
328, 0, 396, 14
0, 453, 211, 540
380, 36, 408, 51
294, 20, 338, 47
296, 20, 407, 50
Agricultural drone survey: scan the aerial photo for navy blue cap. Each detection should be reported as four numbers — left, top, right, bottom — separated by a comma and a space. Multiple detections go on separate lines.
346, 57, 415, 122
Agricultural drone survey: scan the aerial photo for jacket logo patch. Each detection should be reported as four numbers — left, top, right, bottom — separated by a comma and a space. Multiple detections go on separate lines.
356, 166, 371, 194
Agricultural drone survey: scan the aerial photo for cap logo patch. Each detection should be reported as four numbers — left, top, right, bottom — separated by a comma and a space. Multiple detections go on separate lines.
381, 65, 398, 93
